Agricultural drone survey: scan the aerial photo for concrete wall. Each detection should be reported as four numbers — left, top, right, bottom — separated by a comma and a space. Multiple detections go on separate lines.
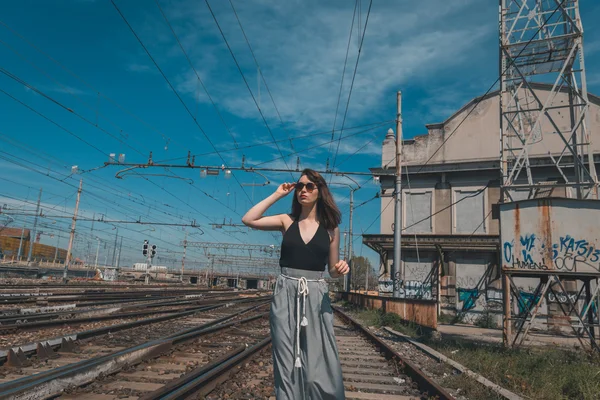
340, 292, 438, 329
373, 84, 600, 327
379, 174, 497, 235
0, 237, 67, 262
383, 86, 600, 166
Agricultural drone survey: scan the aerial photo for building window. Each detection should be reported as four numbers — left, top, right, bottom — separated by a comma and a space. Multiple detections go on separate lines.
403, 190, 433, 233
453, 187, 487, 234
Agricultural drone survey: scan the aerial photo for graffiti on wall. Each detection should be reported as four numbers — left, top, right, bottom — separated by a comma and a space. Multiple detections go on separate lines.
503, 234, 600, 273
378, 278, 432, 299
454, 264, 502, 323
98, 268, 118, 281
500, 199, 600, 274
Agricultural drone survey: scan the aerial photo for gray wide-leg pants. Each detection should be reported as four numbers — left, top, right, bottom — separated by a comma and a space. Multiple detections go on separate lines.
270, 267, 345, 400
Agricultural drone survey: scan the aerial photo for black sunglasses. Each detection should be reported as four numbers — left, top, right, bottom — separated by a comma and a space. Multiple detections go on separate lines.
295, 182, 318, 192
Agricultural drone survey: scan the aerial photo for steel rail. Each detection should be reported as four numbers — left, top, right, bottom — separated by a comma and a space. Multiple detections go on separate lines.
142, 336, 271, 400
332, 306, 453, 400
0, 302, 270, 399
0, 297, 269, 366
0, 302, 223, 332
0, 293, 255, 325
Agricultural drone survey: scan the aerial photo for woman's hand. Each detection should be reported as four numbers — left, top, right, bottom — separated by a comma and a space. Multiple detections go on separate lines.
275, 182, 296, 198
333, 260, 349, 276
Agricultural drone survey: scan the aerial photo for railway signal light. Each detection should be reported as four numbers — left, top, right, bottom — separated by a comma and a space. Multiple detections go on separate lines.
143, 240, 149, 256
151, 244, 157, 258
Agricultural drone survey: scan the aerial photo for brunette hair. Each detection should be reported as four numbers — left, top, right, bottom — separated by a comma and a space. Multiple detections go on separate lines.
291, 168, 341, 230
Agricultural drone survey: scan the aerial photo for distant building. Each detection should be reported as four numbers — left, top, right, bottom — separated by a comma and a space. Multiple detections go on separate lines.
364, 83, 600, 325
0, 227, 67, 262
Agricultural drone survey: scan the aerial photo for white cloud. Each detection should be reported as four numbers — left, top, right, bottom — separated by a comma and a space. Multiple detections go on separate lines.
585, 40, 600, 56
588, 72, 600, 87
127, 63, 153, 73
157, 0, 493, 132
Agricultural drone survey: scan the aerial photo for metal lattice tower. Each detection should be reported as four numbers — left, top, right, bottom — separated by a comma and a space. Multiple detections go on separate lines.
500, 0, 598, 201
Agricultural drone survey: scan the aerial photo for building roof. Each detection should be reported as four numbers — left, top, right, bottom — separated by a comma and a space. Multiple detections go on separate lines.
0, 227, 30, 239
406, 82, 600, 145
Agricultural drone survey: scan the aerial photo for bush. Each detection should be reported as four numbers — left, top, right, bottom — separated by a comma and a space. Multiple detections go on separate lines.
474, 307, 497, 329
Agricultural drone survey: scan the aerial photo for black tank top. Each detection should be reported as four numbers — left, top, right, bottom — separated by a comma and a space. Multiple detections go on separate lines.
279, 219, 330, 272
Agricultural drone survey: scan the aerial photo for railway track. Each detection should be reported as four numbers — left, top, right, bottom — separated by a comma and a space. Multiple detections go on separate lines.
0, 289, 235, 307
0, 299, 268, 399
0, 292, 253, 326
0, 296, 454, 399
203, 306, 452, 400
0, 296, 269, 367
0, 300, 271, 400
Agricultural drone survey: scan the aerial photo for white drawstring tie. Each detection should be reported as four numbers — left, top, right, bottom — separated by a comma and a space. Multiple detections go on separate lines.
295, 277, 309, 368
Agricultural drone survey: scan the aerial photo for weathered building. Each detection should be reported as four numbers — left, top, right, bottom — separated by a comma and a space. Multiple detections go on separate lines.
0, 227, 67, 262
364, 83, 600, 325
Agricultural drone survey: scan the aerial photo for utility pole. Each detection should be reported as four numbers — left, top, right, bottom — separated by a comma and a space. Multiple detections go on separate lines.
181, 232, 188, 282
17, 225, 26, 261
393, 91, 403, 298
27, 188, 42, 265
116, 236, 123, 269
53, 232, 60, 263
145, 250, 152, 284
342, 231, 348, 290
95, 238, 100, 267
209, 256, 215, 288
63, 180, 83, 281
348, 189, 354, 291
111, 228, 119, 267
365, 264, 369, 294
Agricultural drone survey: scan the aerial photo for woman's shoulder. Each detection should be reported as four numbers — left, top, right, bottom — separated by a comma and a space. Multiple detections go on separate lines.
280, 214, 295, 232
325, 226, 338, 243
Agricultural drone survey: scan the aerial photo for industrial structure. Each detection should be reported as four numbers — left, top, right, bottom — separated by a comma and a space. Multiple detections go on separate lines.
0, 227, 67, 263
366, 0, 600, 349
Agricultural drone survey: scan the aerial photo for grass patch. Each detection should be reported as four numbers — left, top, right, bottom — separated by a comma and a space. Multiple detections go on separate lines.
473, 307, 498, 329
340, 302, 600, 399
352, 307, 422, 337
442, 373, 504, 400
438, 312, 465, 325
426, 337, 600, 400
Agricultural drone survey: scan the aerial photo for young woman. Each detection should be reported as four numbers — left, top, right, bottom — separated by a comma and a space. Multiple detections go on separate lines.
242, 168, 348, 400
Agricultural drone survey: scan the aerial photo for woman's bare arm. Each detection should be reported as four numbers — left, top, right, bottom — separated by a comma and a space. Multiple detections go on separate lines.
328, 227, 349, 278
241, 183, 294, 231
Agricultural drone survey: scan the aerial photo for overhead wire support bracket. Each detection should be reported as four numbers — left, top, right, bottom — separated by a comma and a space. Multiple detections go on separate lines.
104, 157, 392, 178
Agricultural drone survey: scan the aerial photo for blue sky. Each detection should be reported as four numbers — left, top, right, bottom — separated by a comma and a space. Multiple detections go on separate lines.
1, 0, 600, 272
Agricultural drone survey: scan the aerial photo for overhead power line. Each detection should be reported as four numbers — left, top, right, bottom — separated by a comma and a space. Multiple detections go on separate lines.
154, 0, 239, 149
252, 121, 389, 168
2, 211, 203, 229
329, 0, 358, 162
155, 119, 394, 164
228, 0, 297, 155
357, 0, 567, 241
330, 0, 373, 174
0, 18, 180, 152
110, 0, 254, 204
204, 0, 294, 180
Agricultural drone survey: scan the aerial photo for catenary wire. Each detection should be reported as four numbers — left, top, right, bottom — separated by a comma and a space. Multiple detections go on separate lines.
330, 0, 373, 175
110, 0, 254, 204
154, 0, 239, 149
204, 0, 294, 180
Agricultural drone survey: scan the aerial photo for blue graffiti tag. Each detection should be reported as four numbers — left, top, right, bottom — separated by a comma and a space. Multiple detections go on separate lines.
458, 288, 479, 311
503, 241, 513, 263
504, 234, 600, 272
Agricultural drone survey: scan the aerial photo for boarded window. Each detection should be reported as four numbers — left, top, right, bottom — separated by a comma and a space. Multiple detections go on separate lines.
455, 190, 485, 233
404, 258, 433, 281
404, 192, 432, 233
